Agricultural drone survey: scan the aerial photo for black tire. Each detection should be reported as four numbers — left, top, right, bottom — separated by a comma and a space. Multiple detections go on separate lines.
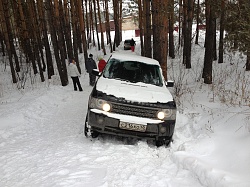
84, 113, 99, 138
84, 115, 89, 137
155, 137, 172, 147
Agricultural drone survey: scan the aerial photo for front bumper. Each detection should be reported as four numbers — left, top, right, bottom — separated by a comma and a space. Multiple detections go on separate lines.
88, 110, 175, 141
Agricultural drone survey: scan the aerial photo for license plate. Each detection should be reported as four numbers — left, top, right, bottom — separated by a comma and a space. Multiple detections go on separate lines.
119, 121, 146, 132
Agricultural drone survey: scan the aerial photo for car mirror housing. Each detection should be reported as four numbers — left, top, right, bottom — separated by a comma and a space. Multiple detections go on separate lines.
166, 80, 174, 87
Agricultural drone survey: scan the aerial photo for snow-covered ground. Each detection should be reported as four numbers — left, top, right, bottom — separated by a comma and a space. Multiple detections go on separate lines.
0, 30, 250, 187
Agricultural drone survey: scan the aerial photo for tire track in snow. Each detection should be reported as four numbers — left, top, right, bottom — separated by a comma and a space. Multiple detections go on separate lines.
0, 84, 204, 187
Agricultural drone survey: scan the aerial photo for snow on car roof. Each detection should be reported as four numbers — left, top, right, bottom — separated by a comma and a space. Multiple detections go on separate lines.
110, 52, 160, 66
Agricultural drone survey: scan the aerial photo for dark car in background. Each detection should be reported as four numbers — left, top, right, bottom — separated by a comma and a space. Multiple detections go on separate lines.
84, 53, 176, 146
123, 39, 132, 50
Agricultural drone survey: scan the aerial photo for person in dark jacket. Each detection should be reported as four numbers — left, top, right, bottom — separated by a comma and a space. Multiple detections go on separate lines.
130, 38, 136, 52
98, 57, 107, 72
68, 59, 83, 91
85, 54, 97, 86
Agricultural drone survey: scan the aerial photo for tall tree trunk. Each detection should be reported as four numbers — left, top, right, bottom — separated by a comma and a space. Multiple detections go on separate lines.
152, 0, 168, 80
89, 0, 96, 47
119, 0, 123, 43
77, 0, 88, 67
46, 0, 67, 86
218, 0, 225, 63
143, 0, 152, 58
160, 0, 169, 80
152, 0, 161, 60
247, 52, 250, 71
70, 0, 80, 71
179, 0, 183, 47
213, 18, 217, 61
38, 0, 54, 78
203, 0, 215, 84
104, 0, 112, 52
195, 0, 200, 44
185, 0, 194, 68
138, 0, 144, 56
169, 0, 175, 58
54, 0, 68, 82
0, 32, 5, 56
58, 0, 68, 58
63, 0, 74, 60
84, 0, 90, 48
0, 0, 17, 83
182, 0, 187, 64
97, 0, 106, 55
93, 0, 100, 50
113, 0, 120, 49
28, 0, 45, 82
17, 0, 32, 70
2, 0, 20, 73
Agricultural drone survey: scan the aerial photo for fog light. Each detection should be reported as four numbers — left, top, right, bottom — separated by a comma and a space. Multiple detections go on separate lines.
157, 111, 165, 120
102, 103, 111, 112
160, 127, 166, 133
97, 117, 104, 124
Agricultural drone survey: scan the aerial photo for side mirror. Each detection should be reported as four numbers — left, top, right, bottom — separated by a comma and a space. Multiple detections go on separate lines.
92, 69, 100, 76
166, 80, 174, 87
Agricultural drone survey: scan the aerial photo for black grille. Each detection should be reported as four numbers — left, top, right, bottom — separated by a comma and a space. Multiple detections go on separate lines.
111, 102, 159, 119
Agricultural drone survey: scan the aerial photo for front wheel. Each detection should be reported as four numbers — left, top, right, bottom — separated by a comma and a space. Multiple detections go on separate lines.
155, 136, 172, 147
84, 114, 99, 138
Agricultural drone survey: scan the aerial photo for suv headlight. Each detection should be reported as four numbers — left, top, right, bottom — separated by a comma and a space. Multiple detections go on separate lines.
157, 109, 176, 120
89, 97, 111, 112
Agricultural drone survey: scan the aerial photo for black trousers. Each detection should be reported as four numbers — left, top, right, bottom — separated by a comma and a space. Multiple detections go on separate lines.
71, 77, 82, 91
89, 73, 96, 86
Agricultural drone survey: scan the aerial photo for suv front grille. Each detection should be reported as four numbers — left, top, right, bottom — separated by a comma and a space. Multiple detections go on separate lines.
111, 102, 159, 119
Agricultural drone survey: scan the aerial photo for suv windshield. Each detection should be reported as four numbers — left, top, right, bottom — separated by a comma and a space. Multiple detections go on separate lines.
103, 58, 163, 86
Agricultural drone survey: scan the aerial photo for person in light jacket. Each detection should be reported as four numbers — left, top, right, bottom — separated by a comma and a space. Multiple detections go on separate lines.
68, 59, 83, 91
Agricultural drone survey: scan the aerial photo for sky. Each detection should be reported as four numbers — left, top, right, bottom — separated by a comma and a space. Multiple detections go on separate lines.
0, 30, 250, 187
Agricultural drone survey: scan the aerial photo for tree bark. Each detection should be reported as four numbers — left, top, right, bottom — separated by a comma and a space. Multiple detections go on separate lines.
152, 0, 160, 61
138, 0, 144, 56
218, 0, 225, 63
169, 0, 175, 58
93, 0, 100, 50
97, 0, 106, 55
77, 0, 88, 67
0, 0, 17, 83
63, 0, 74, 60
2, 0, 20, 73
247, 52, 250, 71
203, 0, 215, 84
104, 0, 112, 52
113, 0, 121, 49
38, 0, 54, 78
143, 0, 152, 58
195, 0, 200, 44
152, 0, 168, 80
46, 0, 67, 86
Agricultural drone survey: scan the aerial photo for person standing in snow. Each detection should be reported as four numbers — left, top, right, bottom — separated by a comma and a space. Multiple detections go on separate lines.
68, 59, 83, 91
85, 54, 97, 86
130, 38, 136, 52
98, 57, 107, 72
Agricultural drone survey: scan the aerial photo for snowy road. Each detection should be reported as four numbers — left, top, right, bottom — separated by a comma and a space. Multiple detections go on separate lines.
0, 79, 204, 187
1, 75, 250, 187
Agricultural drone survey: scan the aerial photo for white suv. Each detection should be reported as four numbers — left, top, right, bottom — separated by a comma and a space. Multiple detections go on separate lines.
84, 53, 176, 146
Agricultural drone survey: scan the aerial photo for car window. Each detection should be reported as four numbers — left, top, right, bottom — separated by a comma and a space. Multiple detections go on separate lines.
124, 40, 131, 44
103, 58, 163, 86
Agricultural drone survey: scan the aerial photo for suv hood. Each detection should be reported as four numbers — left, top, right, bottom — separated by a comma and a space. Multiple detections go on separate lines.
96, 77, 174, 103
